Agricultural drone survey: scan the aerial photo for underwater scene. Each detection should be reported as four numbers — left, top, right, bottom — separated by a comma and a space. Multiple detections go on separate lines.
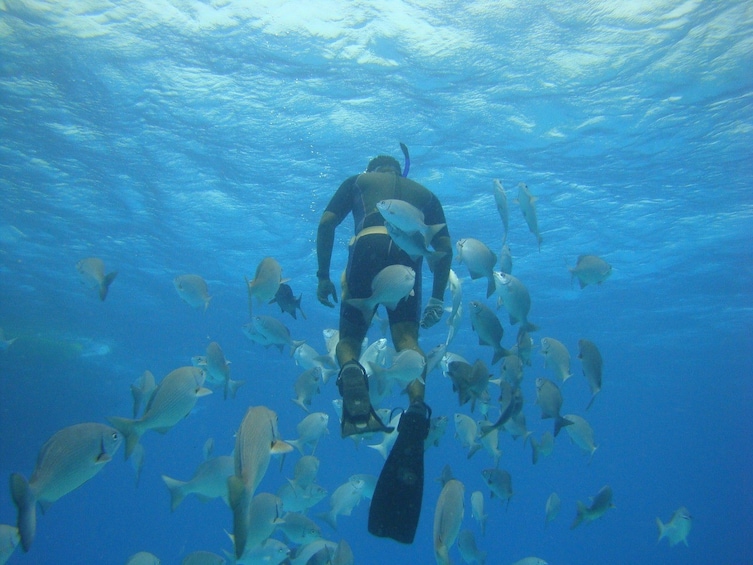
0, 1, 751, 564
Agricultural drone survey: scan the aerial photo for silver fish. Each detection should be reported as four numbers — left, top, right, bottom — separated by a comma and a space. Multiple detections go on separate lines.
499, 243, 513, 274
454, 413, 482, 458
433, 479, 465, 565
376, 198, 446, 247
385, 222, 446, 270
493, 179, 509, 244
563, 413, 598, 462
125, 552, 161, 565
10, 423, 122, 551
278, 512, 322, 546
578, 339, 603, 409
540, 337, 572, 382
110, 366, 211, 459
656, 506, 692, 547
447, 359, 490, 410
512, 558, 548, 565
292, 367, 322, 413
494, 271, 537, 331
516, 182, 542, 250
458, 529, 486, 565
252, 315, 305, 354
469, 301, 510, 365
240, 493, 284, 558
571, 485, 614, 529
277, 482, 328, 514
545, 492, 561, 527
569, 254, 611, 288
534, 377, 573, 436
285, 412, 329, 455
230, 406, 292, 557
130, 370, 156, 418
531, 431, 555, 464
241, 538, 290, 565
471, 490, 487, 536
161, 455, 234, 511
332, 538, 354, 565
456, 238, 497, 297
173, 274, 211, 311
76, 257, 117, 301
501, 354, 524, 388
247, 256, 286, 307
205, 341, 238, 399
182, 550, 225, 565
346, 264, 416, 321
0, 524, 19, 565
318, 477, 366, 530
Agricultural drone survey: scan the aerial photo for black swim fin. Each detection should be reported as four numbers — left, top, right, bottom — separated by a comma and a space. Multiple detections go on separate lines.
338, 361, 393, 438
368, 401, 431, 544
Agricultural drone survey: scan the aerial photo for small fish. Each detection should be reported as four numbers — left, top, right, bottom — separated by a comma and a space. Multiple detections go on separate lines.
498, 243, 512, 274
240, 493, 285, 559
425, 414, 449, 450
481, 468, 513, 508
205, 341, 238, 399
0, 524, 19, 565
292, 367, 322, 412
545, 492, 561, 527
173, 274, 211, 311
513, 328, 534, 366
470, 490, 487, 535
181, 550, 225, 565
130, 370, 156, 418
493, 179, 509, 244
447, 268, 463, 322
458, 529, 487, 565
563, 413, 598, 462
288, 455, 320, 492
515, 182, 542, 250
318, 477, 366, 530
229, 406, 292, 558
76, 257, 118, 301
479, 381, 523, 437
110, 366, 212, 459
366, 412, 403, 460
570, 485, 615, 529
376, 198, 446, 247
161, 455, 234, 511
285, 412, 329, 455
251, 315, 305, 354
447, 359, 490, 410
437, 464, 455, 487
501, 354, 524, 388
385, 222, 447, 270
10, 423, 122, 551
346, 264, 416, 321
349, 473, 377, 500
332, 538, 354, 565
0, 328, 17, 352
568, 254, 612, 288
247, 256, 287, 307
535, 377, 573, 437
369, 348, 426, 390
540, 337, 572, 382
531, 431, 555, 464
512, 559, 548, 565
125, 552, 161, 565
469, 301, 511, 365
578, 339, 603, 409
456, 238, 497, 297
271, 282, 306, 320
277, 512, 322, 546
240, 538, 290, 565
656, 506, 692, 547
477, 419, 502, 467
433, 479, 465, 565
277, 482, 327, 514
454, 413, 482, 458
494, 271, 537, 331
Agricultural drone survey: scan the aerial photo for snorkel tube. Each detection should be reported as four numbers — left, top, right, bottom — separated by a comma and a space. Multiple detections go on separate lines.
400, 142, 410, 177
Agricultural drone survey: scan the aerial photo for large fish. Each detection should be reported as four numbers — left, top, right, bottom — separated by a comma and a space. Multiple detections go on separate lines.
161, 455, 234, 511
656, 506, 692, 547
515, 183, 542, 250
346, 264, 416, 321
534, 377, 573, 436
493, 179, 509, 244
570, 485, 614, 529
229, 406, 292, 558
173, 274, 211, 311
469, 301, 511, 365
376, 198, 446, 247
433, 479, 465, 565
10, 423, 122, 551
494, 271, 537, 331
456, 238, 497, 298
110, 366, 211, 459
76, 257, 118, 301
578, 339, 603, 409
568, 254, 611, 288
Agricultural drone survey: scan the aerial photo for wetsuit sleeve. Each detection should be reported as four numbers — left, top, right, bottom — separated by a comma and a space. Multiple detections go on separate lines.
424, 194, 453, 301
317, 176, 356, 280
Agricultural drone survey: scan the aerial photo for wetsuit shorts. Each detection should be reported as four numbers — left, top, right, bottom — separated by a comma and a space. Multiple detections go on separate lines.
340, 233, 423, 340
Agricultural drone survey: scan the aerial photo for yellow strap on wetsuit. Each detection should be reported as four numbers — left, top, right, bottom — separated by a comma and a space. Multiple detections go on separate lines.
348, 225, 389, 246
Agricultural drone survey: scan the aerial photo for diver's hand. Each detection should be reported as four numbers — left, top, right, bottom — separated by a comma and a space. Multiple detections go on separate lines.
420, 297, 444, 329
317, 278, 338, 308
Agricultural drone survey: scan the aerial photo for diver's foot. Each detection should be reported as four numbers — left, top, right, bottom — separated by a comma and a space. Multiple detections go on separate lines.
337, 361, 392, 437
398, 400, 432, 439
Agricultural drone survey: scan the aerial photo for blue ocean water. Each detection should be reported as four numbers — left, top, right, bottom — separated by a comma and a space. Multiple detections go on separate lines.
1, 1, 751, 564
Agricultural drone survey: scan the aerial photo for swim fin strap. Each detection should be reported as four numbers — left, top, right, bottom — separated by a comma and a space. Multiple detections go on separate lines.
368, 401, 431, 544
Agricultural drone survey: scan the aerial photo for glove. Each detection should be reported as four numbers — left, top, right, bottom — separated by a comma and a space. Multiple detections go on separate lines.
317, 278, 338, 308
420, 297, 444, 329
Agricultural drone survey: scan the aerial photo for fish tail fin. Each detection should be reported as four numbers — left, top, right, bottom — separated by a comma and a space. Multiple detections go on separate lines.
531, 437, 540, 465
570, 501, 587, 530
367, 441, 390, 461
656, 517, 666, 542
486, 276, 496, 298
291, 397, 310, 413
492, 346, 511, 365
10, 473, 35, 552
554, 415, 573, 437
585, 390, 600, 411
317, 510, 338, 531
424, 222, 446, 247
522, 321, 539, 332
287, 438, 305, 455
108, 416, 141, 460
226, 379, 245, 400
588, 445, 598, 465
467, 443, 482, 459
161, 475, 187, 512
99, 271, 118, 301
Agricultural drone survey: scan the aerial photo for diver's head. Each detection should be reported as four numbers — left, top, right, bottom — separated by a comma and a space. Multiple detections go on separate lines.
366, 155, 401, 175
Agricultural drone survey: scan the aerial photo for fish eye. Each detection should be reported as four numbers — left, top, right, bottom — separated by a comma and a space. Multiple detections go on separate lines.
111, 432, 119, 440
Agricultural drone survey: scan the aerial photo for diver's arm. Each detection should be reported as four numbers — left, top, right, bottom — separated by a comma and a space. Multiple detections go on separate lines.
316, 211, 338, 281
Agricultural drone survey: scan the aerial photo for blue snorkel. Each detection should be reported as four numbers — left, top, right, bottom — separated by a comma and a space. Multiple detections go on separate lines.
400, 142, 410, 177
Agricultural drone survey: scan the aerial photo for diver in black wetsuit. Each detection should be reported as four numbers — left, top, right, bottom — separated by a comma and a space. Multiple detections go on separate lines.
315, 147, 452, 543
